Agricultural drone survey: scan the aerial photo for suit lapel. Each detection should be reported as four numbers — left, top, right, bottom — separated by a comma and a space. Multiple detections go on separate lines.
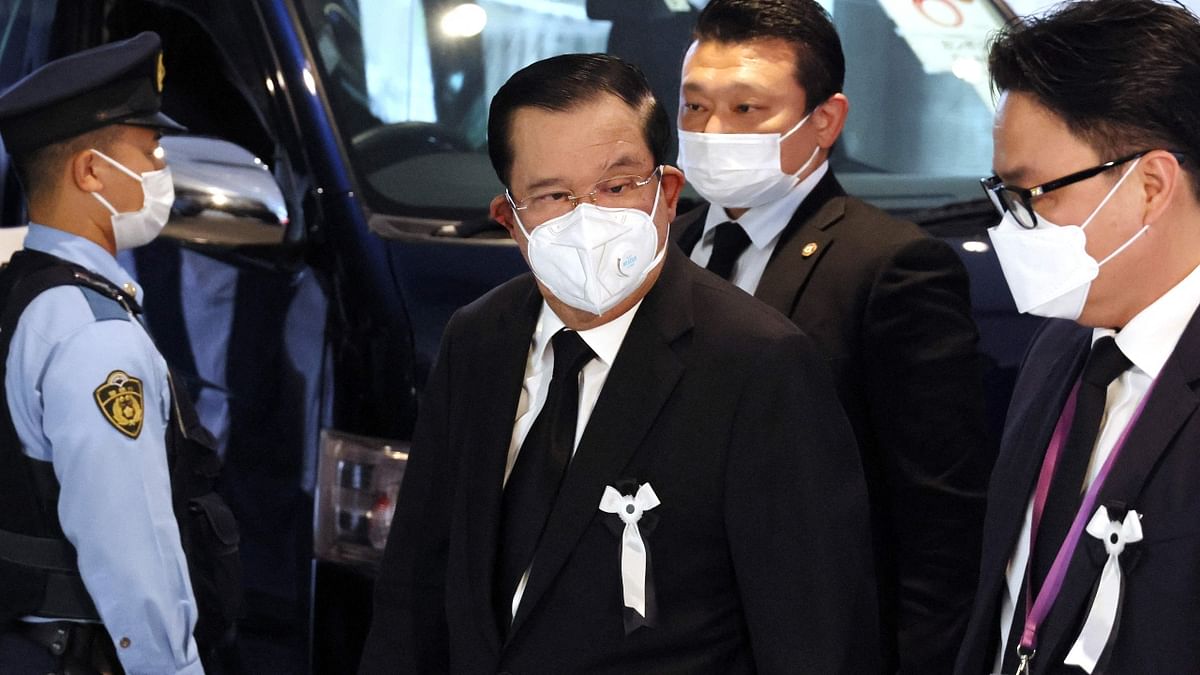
981, 327, 1089, 587
960, 323, 1088, 668
507, 247, 692, 639
464, 279, 543, 652
1038, 309, 1200, 660
673, 173, 847, 316
753, 172, 845, 315
1096, 302, 1200, 504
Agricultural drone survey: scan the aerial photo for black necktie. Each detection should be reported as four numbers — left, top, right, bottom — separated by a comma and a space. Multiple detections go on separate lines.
705, 221, 750, 281
494, 328, 595, 631
1032, 336, 1132, 591
1001, 337, 1131, 672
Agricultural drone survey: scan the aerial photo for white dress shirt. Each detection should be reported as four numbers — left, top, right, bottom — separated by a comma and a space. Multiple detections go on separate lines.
995, 262, 1200, 670
688, 160, 830, 294
502, 299, 642, 618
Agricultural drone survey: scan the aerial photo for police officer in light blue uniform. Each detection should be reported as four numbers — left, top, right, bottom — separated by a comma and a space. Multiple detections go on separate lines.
0, 32, 203, 674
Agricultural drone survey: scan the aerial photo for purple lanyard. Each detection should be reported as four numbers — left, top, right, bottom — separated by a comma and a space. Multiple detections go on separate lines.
1017, 374, 1156, 666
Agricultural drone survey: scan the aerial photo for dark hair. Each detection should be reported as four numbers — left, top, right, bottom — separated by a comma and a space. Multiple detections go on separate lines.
487, 53, 670, 187
12, 125, 121, 203
989, 0, 1200, 195
693, 0, 844, 113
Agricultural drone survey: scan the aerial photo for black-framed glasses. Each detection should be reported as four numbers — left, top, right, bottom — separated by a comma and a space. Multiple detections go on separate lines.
980, 149, 1183, 229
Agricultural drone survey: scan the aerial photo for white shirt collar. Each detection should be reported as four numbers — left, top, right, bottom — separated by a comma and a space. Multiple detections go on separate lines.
700, 160, 830, 250
1093, 262, 1200, 378
531, 300, 644, 372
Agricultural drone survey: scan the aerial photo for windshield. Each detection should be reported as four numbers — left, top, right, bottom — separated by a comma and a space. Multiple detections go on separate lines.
300, 0, 1009, 219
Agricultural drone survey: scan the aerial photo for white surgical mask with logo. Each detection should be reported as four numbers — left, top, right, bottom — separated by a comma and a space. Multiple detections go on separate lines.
677, 112, 821, 209
511, 182, 666, 316
988, 158, 1147, 320
90, 148, 174, 251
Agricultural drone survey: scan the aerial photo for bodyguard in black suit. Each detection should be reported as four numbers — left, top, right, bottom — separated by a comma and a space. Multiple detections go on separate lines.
359, 54, 878, 673
673, 2, 991, 671
955, 2, 1200, 672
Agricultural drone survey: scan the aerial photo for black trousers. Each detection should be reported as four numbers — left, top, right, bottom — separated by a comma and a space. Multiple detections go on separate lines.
0, 622, 118, 675
0, 630, 61, 673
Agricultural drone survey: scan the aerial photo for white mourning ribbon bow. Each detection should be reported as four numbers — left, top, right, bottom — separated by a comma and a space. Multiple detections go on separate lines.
1065, 506, 1143, 673
598, 482, 660, 618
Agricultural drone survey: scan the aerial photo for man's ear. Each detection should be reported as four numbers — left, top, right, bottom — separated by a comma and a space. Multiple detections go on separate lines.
813, 93, 849, 149
1139, 150, 1183, 226
490, 193, 520, 241
659, 165, 686, 222
71, 148, 104, 194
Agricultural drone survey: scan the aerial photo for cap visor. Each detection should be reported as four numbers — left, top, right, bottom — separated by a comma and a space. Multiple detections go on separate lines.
123, 110, 187, 133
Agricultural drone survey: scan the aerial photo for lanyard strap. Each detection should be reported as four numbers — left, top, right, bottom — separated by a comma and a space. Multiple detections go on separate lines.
1019, 376, 1157, 657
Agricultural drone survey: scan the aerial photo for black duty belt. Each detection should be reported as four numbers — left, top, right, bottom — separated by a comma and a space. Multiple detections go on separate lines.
11, 619, 120, 674
15, 620, 96, 657
0, 529, 99, 620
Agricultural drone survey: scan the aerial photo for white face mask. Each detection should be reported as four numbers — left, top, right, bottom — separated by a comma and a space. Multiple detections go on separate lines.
511, 181, 666, 316
988, 158, 1147, 320
90, 148, 174, 251
677, 113, 821, 209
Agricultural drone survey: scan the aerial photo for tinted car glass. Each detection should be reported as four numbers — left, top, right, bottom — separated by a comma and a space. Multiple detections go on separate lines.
300, 0, 1009, 220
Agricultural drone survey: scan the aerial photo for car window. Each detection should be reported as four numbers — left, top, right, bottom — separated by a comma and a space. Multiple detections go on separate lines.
0, 0, 63, 226
0, 0, 58, 83
301, 0, 1009, 220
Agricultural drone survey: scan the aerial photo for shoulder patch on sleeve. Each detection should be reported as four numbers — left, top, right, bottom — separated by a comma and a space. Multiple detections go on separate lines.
94, 370, 144, 438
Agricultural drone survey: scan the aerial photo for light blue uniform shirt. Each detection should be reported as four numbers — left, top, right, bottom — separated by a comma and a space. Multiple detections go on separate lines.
4, 224, 203, 674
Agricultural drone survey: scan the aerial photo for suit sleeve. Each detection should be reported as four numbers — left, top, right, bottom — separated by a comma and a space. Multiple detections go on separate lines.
861, 236, 994, 672
359, 316, 458, 674
725, 331, 880, 674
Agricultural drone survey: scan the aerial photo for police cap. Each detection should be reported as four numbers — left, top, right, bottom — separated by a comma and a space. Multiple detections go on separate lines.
0, 31, 186, 156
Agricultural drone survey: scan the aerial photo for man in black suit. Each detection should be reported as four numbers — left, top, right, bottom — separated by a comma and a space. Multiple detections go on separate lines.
955, 2, 1200, 673
672, 1, 991, 671
358, 53, 878, 674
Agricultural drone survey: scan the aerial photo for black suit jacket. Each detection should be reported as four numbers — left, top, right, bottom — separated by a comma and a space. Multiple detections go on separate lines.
359, 246, 880, 674
955, 309, 1200, 674
676, 171, 993, 673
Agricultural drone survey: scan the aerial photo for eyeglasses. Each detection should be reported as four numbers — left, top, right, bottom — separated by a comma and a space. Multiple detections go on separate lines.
980, 149, 1184, 229
506, 166, 663, 224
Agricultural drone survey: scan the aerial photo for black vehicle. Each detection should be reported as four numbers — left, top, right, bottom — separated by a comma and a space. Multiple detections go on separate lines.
0, 0, 1038, 672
